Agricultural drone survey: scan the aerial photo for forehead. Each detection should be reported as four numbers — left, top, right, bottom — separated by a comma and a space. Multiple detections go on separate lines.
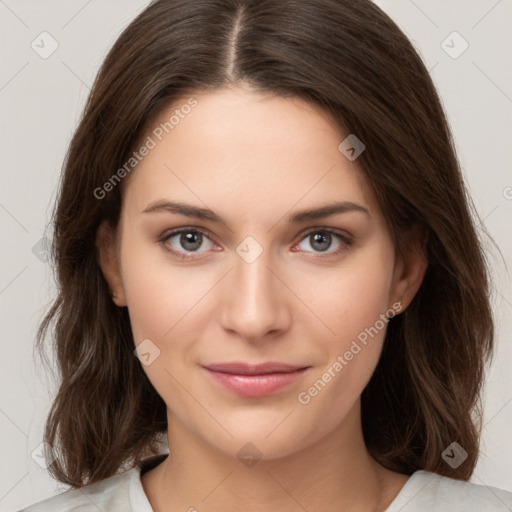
122, 87, 378, 221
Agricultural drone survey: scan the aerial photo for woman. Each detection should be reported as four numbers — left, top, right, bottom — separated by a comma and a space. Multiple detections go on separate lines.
21, 0, 512, 510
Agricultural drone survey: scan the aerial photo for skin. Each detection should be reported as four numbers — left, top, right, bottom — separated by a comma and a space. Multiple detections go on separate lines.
98, 85, 427, 512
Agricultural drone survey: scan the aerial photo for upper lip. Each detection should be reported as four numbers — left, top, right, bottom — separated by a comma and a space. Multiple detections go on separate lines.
203, 362, 309, 375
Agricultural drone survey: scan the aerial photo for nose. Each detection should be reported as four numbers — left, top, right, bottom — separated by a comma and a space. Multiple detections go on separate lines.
219, 248, 291, 342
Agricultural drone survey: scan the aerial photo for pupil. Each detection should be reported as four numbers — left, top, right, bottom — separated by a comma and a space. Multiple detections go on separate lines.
181, 232, 202, 251
311, 232, 331, 252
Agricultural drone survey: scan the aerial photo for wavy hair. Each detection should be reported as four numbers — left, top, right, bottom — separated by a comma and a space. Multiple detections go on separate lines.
36, 0, 494, 487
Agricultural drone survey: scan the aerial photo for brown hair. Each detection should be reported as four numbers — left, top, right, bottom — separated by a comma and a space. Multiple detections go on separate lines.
37, 0, 494, 487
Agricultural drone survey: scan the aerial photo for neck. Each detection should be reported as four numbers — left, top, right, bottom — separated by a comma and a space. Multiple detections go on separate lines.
142, 402, 408, 512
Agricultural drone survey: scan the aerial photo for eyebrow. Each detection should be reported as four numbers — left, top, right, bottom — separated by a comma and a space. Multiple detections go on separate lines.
141, 199, 370, 226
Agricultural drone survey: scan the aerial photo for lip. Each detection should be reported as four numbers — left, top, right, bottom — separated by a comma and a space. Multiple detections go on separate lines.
202, 362, 310, 397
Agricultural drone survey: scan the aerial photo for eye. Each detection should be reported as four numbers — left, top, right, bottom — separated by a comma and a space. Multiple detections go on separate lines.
293, 228, 352, 256
159, 228, 218, 259
159, 226, 352, 261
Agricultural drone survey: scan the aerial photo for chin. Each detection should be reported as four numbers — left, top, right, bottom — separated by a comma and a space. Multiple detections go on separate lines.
201, 418, 317, 464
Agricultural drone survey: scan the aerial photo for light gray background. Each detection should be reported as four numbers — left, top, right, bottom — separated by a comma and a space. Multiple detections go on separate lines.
1, 1, 511, 510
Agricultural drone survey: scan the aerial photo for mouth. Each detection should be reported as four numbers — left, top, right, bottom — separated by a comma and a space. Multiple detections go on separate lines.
202, 362, 311, 397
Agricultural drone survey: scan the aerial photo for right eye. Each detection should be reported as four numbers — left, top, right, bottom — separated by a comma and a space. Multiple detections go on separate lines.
160, 228, 220, 260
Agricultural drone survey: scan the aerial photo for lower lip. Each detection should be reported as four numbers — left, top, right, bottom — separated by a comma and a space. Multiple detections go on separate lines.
203, 368, 309, 397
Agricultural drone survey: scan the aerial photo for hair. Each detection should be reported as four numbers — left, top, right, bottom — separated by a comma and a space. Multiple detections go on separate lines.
36, 0, 494, 488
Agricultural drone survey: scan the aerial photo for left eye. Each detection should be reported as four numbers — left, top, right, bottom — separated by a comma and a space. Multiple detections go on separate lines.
294, 229, 350, 254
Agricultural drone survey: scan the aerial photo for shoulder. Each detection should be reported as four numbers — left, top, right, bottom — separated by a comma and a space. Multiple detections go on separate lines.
18, 454, 166, 512
18, 466, 147, 512
387, 470, 512, 512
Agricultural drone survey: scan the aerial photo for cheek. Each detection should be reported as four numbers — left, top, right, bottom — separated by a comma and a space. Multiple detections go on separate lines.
120, 239, 213, 413
120, 232, 214, 343
293, 247, 395, 410
294, 250, 395, 347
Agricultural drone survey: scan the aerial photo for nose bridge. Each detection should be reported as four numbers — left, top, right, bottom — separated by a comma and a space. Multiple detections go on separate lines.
219, 240, 287, 340
235, 251, 274, 304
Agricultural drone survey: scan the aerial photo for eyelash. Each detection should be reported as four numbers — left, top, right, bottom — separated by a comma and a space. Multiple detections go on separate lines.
158, 226, 353, 261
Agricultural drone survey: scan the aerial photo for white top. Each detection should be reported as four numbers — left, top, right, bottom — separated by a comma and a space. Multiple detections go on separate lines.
19, 454, 512, 511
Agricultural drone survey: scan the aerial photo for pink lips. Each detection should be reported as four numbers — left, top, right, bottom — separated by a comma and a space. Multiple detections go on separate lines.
202, 362, 310, 397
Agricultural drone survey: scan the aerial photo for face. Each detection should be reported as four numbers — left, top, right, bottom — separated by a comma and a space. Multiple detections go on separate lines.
99, 86, 424, 461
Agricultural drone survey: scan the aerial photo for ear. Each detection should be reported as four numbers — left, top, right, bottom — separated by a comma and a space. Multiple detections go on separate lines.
390, 224, 428, 312
96, 220, 127, 307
